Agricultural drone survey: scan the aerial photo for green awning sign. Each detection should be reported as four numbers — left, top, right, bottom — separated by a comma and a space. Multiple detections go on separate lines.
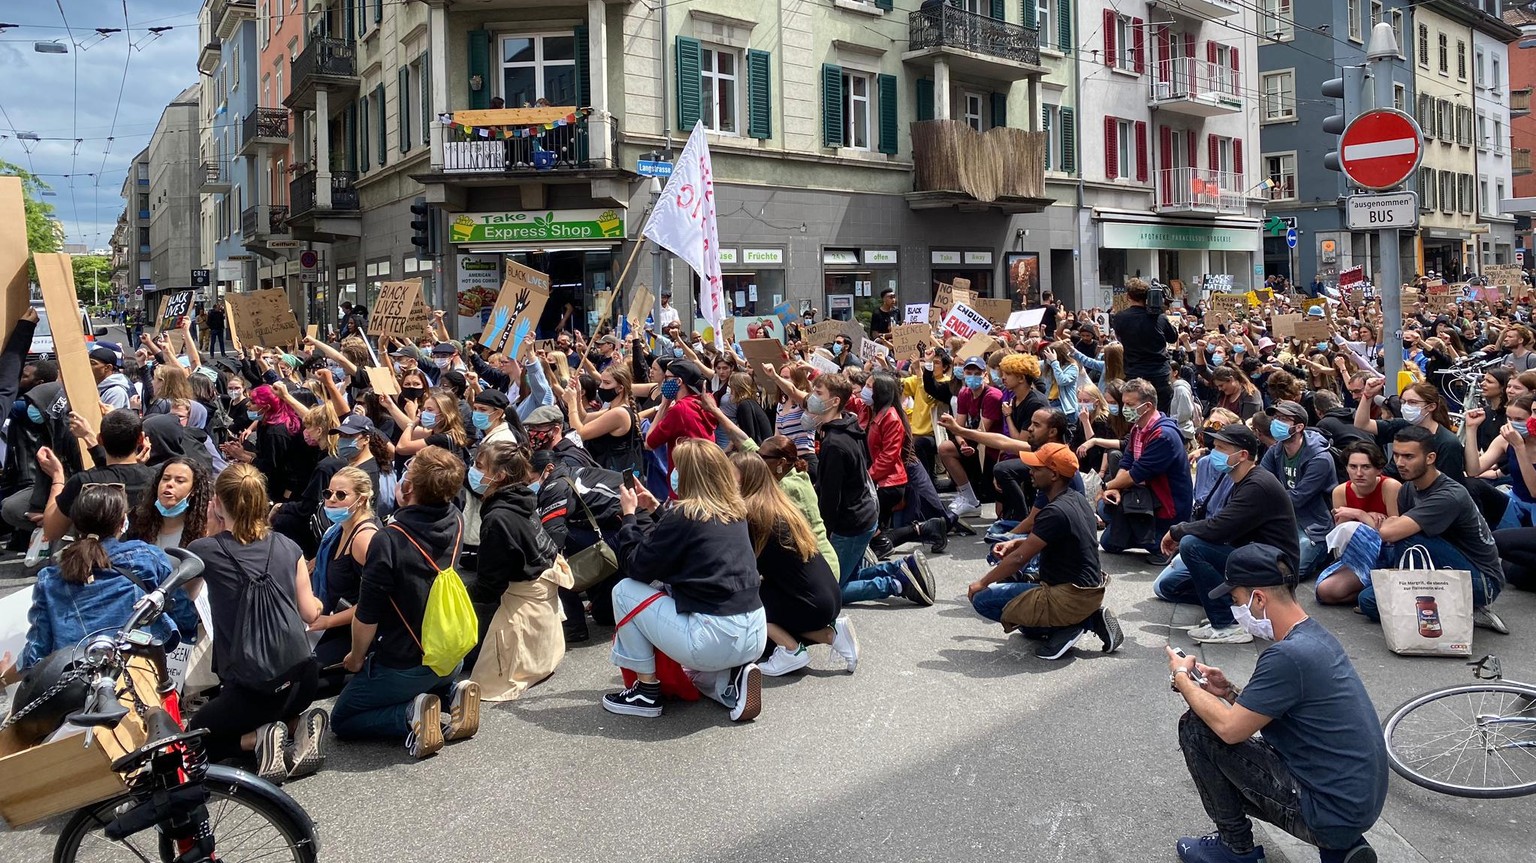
449, 208, 626, 244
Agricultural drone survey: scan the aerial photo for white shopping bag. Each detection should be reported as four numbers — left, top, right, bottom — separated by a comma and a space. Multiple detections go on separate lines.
1372, 545, 1473, 657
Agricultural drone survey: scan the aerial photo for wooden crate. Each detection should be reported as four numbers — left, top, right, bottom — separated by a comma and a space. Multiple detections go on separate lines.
0, 659, 156, 829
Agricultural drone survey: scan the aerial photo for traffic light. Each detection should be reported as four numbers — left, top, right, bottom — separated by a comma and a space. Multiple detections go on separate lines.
409, 198, 434, 255
1321, 66, 1367, 173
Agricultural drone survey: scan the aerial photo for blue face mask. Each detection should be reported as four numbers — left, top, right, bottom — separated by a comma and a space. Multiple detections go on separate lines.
669, 467, 681, 496
1315, 342, 1329, 353
26, 405, 44, 424
528, 479, 542, 494
660, 379, 682, 400
1209, 449, 1233, 474
1234, 345, 1246, 355
1209, 355, 1224, 367
327, 363, 346, 380
672, 347, 684, 358
989, 370, 1003, 386
247, 409, 262, 421
806, 393, 829, 415
419, 410, 437, 428
336, 438, 360, 458
155, 498, 190, 518
963, 374, 984, 389
831, 343, 844, 357
471, 411, 492, 431
467, 466, 489, 494
1269, 419, 1294, 442
323, 505, 352, 524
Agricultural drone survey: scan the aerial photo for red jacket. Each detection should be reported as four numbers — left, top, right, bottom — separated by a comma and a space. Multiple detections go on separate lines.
645, 394, 717, 469
866, 406, 909, 488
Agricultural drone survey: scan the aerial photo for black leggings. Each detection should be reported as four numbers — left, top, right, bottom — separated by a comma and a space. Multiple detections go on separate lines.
189, 659, 319, 763
877, 485, 907, 529
1494, 527, 1536, 591
991, 458, 1035, 522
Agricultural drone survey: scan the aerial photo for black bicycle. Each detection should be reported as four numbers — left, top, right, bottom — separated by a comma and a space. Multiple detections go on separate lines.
6, 547, 319, 862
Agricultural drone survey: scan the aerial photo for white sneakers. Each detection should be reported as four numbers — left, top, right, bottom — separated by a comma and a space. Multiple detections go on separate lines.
831, 616, 860, 673
948, 485, 982, 518
759, 645, 812, 677
1189, 623, 1254, 645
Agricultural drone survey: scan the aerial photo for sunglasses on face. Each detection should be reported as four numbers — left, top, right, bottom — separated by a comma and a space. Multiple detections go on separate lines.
321, 489, 353, 501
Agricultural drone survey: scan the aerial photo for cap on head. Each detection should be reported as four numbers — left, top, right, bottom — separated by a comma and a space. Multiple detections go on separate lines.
1019, 442, 1079, 479
1209, 542, 1295, 599
1206, 422, 1260, 456
669, 360, 707, 393
331, 414, 375, 436
1265, 400, 1308, 423
962, 356, 986, 371
89, 347, 119, 367
473, 389, 510, 410
525, 404, 564, 426
431, 341, 459, 356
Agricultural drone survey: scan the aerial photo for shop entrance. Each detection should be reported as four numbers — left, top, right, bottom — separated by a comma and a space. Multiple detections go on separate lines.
502, 248, 614, 336
931, 269, 993, 298
1421, 241, 1465, 281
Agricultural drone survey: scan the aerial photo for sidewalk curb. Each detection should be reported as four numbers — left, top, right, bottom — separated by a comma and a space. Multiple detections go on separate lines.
1256, 820, 1431, 863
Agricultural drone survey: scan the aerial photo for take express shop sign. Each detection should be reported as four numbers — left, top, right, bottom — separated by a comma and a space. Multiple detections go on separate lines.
450, 209, 627, 244
1100, 223, 1257, 251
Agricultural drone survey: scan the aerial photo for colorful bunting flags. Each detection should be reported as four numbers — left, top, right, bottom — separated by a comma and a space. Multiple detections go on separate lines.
436, 108, 594, 141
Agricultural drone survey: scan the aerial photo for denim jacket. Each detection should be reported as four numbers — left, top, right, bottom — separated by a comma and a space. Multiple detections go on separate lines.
21, 538, 182, 669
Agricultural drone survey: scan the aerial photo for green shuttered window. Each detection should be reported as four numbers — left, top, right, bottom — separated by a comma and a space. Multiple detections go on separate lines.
822, 64, 844, 148
878, 74, 898, 155
467, 29, 490, 110
1057, 0, 1072, 53
746, 49, 772, 139
375, 84, 387, 167
1060, 106, 1076, 173
676, 36, 702, 131
399, 66, 411, 153
916, 78, 934, 122
574, 25, 592, 107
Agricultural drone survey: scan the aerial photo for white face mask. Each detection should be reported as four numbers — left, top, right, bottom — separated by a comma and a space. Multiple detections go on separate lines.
1400, 403, 1424, 425
1231, 594, 1275, 640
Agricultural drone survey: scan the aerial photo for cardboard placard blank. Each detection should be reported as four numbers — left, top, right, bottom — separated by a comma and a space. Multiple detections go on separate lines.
970, 298, 1013, 327
740, 338, 786, 394
0, 177, 32, 335
626, 286, 655, 332
1291, 319, 1332, 342
956, 333, 997, 362
1005, 308, 1046, 331
35, 253, 97, 468
1270, 313, 1302, 339
365, 367, 400, 396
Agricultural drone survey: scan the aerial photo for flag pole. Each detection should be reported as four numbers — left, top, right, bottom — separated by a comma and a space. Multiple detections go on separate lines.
597, 235, 649, 334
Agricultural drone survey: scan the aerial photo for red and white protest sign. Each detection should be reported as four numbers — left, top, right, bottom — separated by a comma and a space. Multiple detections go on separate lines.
1338, 266, 1365, 288
941, 302, 993, 340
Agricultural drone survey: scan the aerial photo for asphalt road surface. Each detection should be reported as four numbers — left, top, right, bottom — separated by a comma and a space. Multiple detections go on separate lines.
4, 520, 1531, 862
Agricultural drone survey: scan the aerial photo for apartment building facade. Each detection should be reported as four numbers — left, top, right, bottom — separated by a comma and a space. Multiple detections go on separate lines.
147, 85, 204, 299
113, 150, 153, 306
1506, 6, 1536, 265
197, 0, 262, 301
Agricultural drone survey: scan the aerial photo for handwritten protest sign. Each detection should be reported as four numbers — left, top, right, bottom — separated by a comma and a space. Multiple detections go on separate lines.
369, 280, 426, 339
809, 351, 841, 375
481, 264, 551, 359
1292, 318, 1332, 342
970, 298, 1013, 327
1209, 293, 1247, 316
890, 323, 931, 361
226, 289, 301, 349
858, 338, 890, 365
1005, 308, 1046, 331
941, 302, 993, 341
1338, 266, 1364, 288
1484, 265, 1523, 289
904, 303, 929, 324
804, 318, 863, 350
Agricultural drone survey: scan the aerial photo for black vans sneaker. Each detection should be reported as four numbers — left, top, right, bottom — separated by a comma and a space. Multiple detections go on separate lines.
1086, 608, 1124, 654
602, 682, 662, 718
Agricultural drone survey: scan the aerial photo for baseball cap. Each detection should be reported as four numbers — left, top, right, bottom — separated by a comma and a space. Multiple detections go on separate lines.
279, 353, 302, 369
962, 355, 986, 371
1206, 422, 1260, 455
89, 347, 119, 366
431, 341, 459, 356
1208, 542, 1297, 599
388, 346, 415, 357
669, 360, 707, 393
473, 389, 510, 410
330, 414, 375, 436
525, 404, 564, 426
1265, 400, 1308, 423
1019, 442, 1079, 479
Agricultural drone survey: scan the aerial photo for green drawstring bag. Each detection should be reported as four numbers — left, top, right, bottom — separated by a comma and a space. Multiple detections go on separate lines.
388, 520, 478, 676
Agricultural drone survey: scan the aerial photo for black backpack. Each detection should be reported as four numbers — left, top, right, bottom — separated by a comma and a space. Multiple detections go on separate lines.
215, 535, 312, 694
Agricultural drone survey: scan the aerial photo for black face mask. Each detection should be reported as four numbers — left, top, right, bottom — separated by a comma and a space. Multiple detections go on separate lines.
597, 386, 619, 403
399, 387, 424, 403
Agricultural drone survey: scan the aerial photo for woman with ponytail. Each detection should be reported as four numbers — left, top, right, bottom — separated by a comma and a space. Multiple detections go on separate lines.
4, 485, 181, 681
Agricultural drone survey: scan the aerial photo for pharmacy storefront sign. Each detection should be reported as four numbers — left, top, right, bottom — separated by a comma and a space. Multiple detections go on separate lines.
450, 209, 627, 244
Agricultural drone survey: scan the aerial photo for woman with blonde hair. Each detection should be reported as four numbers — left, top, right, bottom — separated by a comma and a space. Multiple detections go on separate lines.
188, 464, 326, 783
307, 465, 379, 692
733, 452, 854, 676
148, 362, 195, 415
606, 438, 767, 722
388, 388, 470, 462
467, 441, 570, 701
568, 362, 644, 474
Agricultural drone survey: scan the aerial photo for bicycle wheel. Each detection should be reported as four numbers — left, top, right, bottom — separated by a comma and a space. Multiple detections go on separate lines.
53, 765, 319, 863
1383, 682, 1536, 799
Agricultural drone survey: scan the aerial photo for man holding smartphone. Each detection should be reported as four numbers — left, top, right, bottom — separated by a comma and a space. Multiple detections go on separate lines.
1165, 543, 1386, 863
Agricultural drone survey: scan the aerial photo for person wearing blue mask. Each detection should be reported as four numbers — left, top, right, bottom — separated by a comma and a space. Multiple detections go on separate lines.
1158, 422, 1299, 646
936, 355, 1005, 519
126, 456, 213, 552
469, 389, 516, 446
1259, 401, 1338, 581
308, 466, 380, 702
327, 413, 382, 494
643, 360, 718, 484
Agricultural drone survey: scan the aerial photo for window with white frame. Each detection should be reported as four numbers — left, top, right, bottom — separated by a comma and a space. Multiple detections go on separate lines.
1480, 177, 1490, 214
1393, 83, 1406, 111
962, 92, 984, 133
1476, 50, 1486, 87
1261, 70, 1295, 121
1497, 180, 1506, 211
1213, 136, 1235, 176
1390, 10, 1403, 57
499, 33, 577, 109
1042, 105, 1056, 169
1036, 3, 1050, 47
1115, 15, 1135, 72
259, 2, 269, 48
1115, 118, 1132, 176
1348, 0, 1362, 41
1417, 25, 1428, 67
1478, 113, 1488, 150
1440, 173, 1454, 212
1437, 100, 1453, 142
1265, 153, 1296, 200
1370, 0, 1381, 27
844, 72, 873, 148
1262, 0, 1292, 41
1492, 57, 1502, 92
1212, 44, 1236, 95
700, 46, 740, 135
1495, 118, 1504, 153
412, 54, 430, 146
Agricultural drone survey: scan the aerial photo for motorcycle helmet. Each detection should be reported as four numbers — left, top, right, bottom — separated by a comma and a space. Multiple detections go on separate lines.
6, 647, 90, 747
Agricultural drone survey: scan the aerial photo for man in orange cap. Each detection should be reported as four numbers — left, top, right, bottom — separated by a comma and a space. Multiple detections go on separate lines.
965, 443, 1123, 660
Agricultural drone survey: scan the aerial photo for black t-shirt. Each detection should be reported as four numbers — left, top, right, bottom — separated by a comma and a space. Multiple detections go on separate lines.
1110, 305, 1178, 379
57, 463, 157, 520
1008, 387, 1049, 441
870, 307, 895, 336
1398, 473, 1502, 585
187, 531, 307, 684
1031, 488, 1103, 587
1373, 420, 1465, 482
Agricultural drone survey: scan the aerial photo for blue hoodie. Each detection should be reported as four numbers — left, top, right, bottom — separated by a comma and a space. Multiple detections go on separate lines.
1260, 428, 1337, 542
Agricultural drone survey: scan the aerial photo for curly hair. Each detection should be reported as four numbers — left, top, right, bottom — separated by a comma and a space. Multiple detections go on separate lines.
999, 352, 1040, 381
126, 456, 213, 548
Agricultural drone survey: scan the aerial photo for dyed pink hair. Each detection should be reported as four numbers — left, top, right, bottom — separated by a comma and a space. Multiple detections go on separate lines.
249, 384, 302, 435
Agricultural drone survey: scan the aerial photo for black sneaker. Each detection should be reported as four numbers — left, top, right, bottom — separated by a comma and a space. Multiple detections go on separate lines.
564, 624, 591, 644
899, 552, 936, 606
922, 517, 949, 555
728, 663, 762, 722
602, 683, 662, 717
869, 532, 895, 559
1086, 608, 1124, 654
1145, 552, 1172, 568
1034, 626, 1082, 661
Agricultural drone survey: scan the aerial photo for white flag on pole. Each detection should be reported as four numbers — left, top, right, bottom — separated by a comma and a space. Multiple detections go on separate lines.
642, 121, 727, 346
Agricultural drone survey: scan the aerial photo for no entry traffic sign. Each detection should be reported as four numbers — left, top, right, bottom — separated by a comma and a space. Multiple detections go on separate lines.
1339, 109, 1423, 192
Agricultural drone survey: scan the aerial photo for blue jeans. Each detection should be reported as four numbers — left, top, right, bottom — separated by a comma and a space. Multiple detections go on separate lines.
331, 656, 459, 741
1153, 554, 1199, 605
1358, 536, 1503, 621
610, 578, 767, 710
1298, 533, 1329, 581
970, 582, 1069, 637
829, 527, 905, 603
1179, 535, 1238, 627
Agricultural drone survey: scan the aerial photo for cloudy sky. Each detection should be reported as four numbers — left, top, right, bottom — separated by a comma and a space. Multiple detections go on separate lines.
0, 1, 202, 250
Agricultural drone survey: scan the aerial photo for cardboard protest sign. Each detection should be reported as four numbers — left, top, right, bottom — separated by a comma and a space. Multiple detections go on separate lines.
1209, 293, 1247, 316
225, 289, 302, 349
1110, 292, 1131, 313
804, 319, 862, 350
480, 264, 551, 359
933, 283, 955, 313
365, 367, 400, 396
858, 338, 891, 364
1269, 313, 1302, 339
904, 303, 929, 324
1291, 318, 1332, 342
809, 351, 841, 375
305, 324, 319, 341
970, 297, 1013, 327
368, 280, 426, 340
1005, 308, 1046, 331
890, 323, 932, 361
1485, 264, 1523, 289
941, 302, 994, 340
956, 333, 997, 362
1348, 288, 1365, 306
1338, 266, 1364, 288
35, 253, 97, 468
159, 290, 194, 329
1204, 274, 1234, 292
0, 177, 32, 333
626, 285, 655, 333
740, 338, 787, 394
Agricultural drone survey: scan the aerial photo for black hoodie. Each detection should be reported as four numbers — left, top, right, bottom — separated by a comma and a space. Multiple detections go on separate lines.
357, 502, 464, 670
814, 413, 879, 537
472, 484, 558, 604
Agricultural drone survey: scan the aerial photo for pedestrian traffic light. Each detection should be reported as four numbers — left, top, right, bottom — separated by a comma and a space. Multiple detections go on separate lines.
410, 198, 433, 255
1322, 66, 1367, 173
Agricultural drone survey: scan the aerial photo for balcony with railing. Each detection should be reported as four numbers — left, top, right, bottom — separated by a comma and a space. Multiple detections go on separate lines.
284, 37, 359, 114
434, 108, 606, 177
240, 204, 290, 240
1150, 0, 1239, 20
904, 6, 1044, 81
1515, 147, 1532, 177
906, 120, 1048, 214
1157, 167, 1247, 215
240, 107, 289, 156
200, 160, 230, 193
1149, 57, 1243, 116
289, 170, 360, 220
1512, 87, 1531, 118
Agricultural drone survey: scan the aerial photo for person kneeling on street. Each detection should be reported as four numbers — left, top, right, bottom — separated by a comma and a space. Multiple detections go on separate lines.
966, 443, 1123, 661
1167, 543, 1386, 863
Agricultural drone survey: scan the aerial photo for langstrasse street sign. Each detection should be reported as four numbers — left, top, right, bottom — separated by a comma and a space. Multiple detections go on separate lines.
1346, 191, 1420, 230
1339, 108, 1423, 192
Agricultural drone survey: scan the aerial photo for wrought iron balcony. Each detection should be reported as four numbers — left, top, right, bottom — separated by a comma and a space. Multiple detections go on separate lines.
240, 204, 290, 238
439, 109, 592, 175
240, 107, 289, 155
905, 6, 1042, 80
1157, 167, 1248, 215
200, 160, 230, 193
289, 170, 359, 218
284, 37, 359, 113
907, 119, 1048, 214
